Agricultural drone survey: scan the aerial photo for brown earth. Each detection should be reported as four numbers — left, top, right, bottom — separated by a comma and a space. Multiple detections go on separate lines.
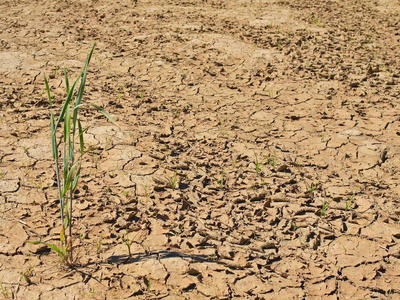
1, 0, 400, 299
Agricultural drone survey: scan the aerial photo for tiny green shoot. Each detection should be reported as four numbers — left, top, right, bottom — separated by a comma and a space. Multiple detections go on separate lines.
321, 199, 331, 216
290, 221, 297, 231
166, 170, 178, 190
346, 192, 355, 211
97, 236, 102, 253
117, 85, 124, 104
254, 151, 267, 175
212, 170, 225, 189
120, 228, 133, 257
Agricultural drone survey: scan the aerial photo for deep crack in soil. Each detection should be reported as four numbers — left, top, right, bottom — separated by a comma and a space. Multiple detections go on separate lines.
1, 0, 400, 299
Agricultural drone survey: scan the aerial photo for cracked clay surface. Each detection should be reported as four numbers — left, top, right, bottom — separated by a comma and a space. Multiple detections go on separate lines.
1, 0, 400, 299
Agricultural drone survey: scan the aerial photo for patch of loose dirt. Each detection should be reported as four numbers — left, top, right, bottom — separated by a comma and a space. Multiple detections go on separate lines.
1, 0, 400, 298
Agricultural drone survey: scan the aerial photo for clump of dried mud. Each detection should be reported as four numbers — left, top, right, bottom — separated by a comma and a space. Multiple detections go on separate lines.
1, 0, 400, 299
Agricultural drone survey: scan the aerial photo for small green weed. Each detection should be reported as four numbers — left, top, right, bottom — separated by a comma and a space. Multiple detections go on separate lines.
139, 90, 145, 104
269, 151, 278, 169
145, 277, 152, 291
166, 170, 178, 190
312, 17, 324, 27
212, 170, 225, 189
96, 236, 102, 253
254, 151, 267, 175
120, 228, 134, 257
139, 184, 151, 202
320, 199, 331, 216
290, 221, 297, 231
20, 268, 34, 285
0, 282, 13, 299
117, 85, 124, 104
308, 182, 318, 197
346, 192, 355, 211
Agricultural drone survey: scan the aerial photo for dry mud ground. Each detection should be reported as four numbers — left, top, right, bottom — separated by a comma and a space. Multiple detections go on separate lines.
1, 0, 400, 299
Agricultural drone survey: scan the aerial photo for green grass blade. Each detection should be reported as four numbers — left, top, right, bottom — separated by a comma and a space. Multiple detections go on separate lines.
50, 113, 57, 161
53, 76, 80, 135
62, 161, 79, 197
90, 104, 119, 127
64, 68, 70, 94
77, 119, 84, 156
28, 241, 65, 257
44, 74, 52, 107
73, 44, 95, 135
63, 210, 70, 232
63, 145, 69, 179
46, 243, 65, 256
64, 104, 71, 143
71, 164, 81, 192
75, 44, 95, 107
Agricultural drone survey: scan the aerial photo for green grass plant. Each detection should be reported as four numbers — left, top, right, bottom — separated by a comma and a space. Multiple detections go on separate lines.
212, 170, 225, 189
97, 236, 102, 253
120, 228, 134, 257
254, 151, 267, 175
308, 182, 318, 197
29, 44, 117, 265
0, 282, 13, 299
166, 170, 178, 190
117, 85, 124, 104
346, 192, 355, 211
269, 151, 278, 169
320, 199, 331, 216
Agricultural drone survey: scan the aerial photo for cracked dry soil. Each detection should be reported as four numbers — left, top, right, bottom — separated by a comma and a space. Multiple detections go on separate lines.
1, 0, 400, 299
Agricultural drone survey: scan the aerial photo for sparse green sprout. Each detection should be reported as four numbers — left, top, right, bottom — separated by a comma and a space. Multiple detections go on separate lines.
117, 85, 124, 103
346, 192, 355, 211
97, 236, 102, 253
105, 185, 111, 195
21, 273, 31, 285
313, 18, 324, 27
146, 277, 152, 291
321, 199, 331, 216
120, 228, 134, 257
166, 170, 178, 190
0, 282, 13, 299
143, 184, 150, 202
139, 90, 145, 104
254, 151, 267, 175
290, 221, 297, 231
20, 268, 34, 285
212, 170, 225, 189
308, 183, 318, 196
269, 151, 278, 169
